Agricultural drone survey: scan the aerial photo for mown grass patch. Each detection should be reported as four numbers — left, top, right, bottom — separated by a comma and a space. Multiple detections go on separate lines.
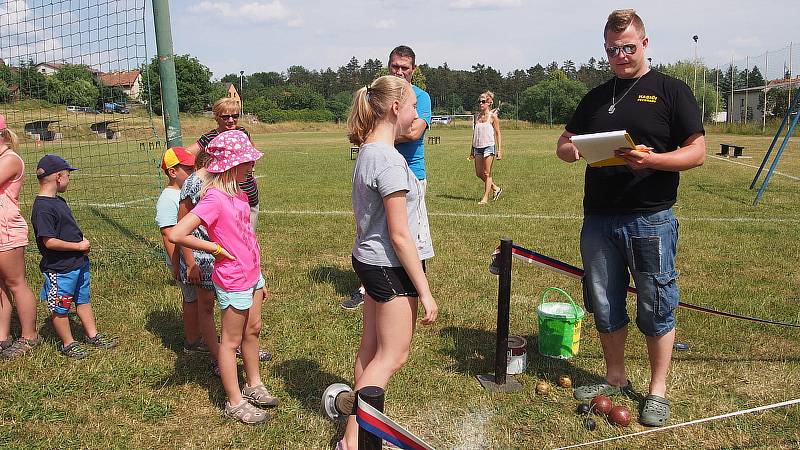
1, 127, 799, 449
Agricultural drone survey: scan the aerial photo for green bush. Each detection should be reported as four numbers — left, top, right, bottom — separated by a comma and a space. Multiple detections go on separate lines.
257, 108, 334, 123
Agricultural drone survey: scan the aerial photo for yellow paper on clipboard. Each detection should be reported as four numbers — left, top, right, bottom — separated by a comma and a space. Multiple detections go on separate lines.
570, 130, 640, 167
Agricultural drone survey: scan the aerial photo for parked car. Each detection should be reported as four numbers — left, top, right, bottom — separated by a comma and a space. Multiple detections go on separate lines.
66, 105, 80, 112
103, 102, 129, 114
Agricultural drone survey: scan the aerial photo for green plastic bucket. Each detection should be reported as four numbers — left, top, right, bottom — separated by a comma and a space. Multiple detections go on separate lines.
537, 287, 585, 359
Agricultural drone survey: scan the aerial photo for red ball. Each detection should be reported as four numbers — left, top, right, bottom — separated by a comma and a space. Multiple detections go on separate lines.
608, 405, 631, 427
590, 395, 613, 415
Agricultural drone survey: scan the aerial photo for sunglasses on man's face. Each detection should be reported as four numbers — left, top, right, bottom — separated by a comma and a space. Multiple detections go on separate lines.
219, 114, 240, 120
605, 43, 637, 57
480, 100, 488, 104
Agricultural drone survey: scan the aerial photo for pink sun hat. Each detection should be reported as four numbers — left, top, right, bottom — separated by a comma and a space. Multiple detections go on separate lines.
205, 130, 263, 173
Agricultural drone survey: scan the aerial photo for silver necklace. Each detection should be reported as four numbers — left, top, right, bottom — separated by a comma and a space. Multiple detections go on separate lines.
608, 75, 643, 114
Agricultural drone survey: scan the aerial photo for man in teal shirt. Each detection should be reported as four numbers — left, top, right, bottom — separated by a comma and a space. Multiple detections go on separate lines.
388, 45, 433, 183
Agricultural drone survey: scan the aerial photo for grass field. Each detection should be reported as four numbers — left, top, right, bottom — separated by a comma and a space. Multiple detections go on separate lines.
2, 125, 800, 449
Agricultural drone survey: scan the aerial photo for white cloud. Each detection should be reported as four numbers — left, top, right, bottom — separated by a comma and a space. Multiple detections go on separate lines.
730, 36, 762, 48
373, 19, 396, 30
0, 0, 125, 70
449, 0, 523, 10
190, 1, 302, 26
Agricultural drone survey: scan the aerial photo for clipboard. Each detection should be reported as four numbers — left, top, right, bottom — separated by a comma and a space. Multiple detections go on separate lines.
569, 130, 639, 167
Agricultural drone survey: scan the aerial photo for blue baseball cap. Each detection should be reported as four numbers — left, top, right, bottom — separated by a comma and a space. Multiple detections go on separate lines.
36, 154, 79, 179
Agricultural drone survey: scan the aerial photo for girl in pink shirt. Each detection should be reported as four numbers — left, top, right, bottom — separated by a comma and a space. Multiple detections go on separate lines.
0, 115, 41, 358
169, 130, 278, 425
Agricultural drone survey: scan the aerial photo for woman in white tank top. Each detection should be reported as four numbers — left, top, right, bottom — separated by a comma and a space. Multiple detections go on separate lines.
469, 91, 503, 204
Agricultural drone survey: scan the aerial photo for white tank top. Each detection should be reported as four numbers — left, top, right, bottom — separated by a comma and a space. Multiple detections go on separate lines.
472, 112, 495, 148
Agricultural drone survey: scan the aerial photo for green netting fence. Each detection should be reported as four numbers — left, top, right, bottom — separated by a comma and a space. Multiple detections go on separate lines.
1, 0, 164, 255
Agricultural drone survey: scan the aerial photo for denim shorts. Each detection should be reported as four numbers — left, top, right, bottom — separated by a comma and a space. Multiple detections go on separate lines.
214, 274, 265, 311
40, 261, 91, 315
178, 280, 198, 303
580, 209, 680, 337
472, 145, 496, 157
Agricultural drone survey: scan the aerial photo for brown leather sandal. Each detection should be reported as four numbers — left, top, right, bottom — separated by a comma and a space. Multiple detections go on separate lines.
224, 399, 271, 425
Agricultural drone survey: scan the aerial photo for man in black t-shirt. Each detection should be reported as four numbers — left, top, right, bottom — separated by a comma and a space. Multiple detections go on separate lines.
556, 9, 705, 427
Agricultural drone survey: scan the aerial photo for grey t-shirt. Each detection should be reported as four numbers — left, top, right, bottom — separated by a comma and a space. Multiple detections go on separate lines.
351, 141, 434, 266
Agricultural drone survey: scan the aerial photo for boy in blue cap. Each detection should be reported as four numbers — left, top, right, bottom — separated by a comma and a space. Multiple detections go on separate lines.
31, 154, 116, 359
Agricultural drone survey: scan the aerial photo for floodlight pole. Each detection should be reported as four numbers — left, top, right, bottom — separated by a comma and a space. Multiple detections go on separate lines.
701, 66, 706, 122
715, 68, 720, 120
744, 56, 749, 124
763, 51, 768, 132
729, 58, 734, 124
239, 70, 244, 115
152, 0, 182, 148
692, 35, 698, 93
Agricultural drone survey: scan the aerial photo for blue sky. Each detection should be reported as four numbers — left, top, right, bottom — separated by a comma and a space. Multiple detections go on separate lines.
3, 1, 798, 81
156, 0, 800, 80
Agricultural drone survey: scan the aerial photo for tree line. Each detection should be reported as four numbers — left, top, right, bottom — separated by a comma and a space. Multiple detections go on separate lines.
2, 54, 791, 124
137, 54, 800, 124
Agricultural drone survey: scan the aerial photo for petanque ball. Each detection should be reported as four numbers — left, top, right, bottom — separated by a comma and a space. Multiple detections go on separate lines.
608, 405, 631, 427
583, 417, 597, 431
535, 380, 551, 395
557, 375, 573, 388
575, 403, 591, 415
590, 395, 613, 415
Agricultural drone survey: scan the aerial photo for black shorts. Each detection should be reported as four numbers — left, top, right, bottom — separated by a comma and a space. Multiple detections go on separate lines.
351, 256, 425, 302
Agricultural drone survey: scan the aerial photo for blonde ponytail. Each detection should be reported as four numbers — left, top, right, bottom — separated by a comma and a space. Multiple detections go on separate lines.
347, 75, 409, 146
0, 128, 19, 151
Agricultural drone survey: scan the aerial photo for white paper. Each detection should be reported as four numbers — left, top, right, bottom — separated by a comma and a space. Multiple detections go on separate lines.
570, 130, 635, 165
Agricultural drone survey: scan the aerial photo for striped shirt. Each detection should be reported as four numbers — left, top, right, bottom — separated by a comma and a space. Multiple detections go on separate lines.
197, 127, 260, 207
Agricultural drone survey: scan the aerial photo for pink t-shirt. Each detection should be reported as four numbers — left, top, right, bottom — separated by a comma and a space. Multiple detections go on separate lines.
191, 188, 261, 291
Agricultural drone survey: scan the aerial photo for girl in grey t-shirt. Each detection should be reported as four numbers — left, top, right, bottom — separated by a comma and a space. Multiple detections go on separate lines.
334, 75, 438, 450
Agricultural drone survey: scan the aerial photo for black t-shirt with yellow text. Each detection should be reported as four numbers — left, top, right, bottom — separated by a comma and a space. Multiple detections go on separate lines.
566, 70, 704, 214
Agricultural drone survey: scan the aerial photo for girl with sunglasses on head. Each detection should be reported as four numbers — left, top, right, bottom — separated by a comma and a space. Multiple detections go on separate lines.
187, 97, 261, 232
469, 91, 503, 204
0, 114, 41, 358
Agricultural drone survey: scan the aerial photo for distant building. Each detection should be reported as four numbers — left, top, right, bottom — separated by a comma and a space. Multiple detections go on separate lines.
97, 69, 142, 99
728, 76, 800, 124
32, 62, 101, 77
224, 82, 241, 106
34, 62, 64, 75
729, 86, 765, 123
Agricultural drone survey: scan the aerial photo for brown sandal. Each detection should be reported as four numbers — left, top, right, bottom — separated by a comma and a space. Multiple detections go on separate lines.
224, 399, 271, 425
242, 383, 280, 407
1, 336, 42, 359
